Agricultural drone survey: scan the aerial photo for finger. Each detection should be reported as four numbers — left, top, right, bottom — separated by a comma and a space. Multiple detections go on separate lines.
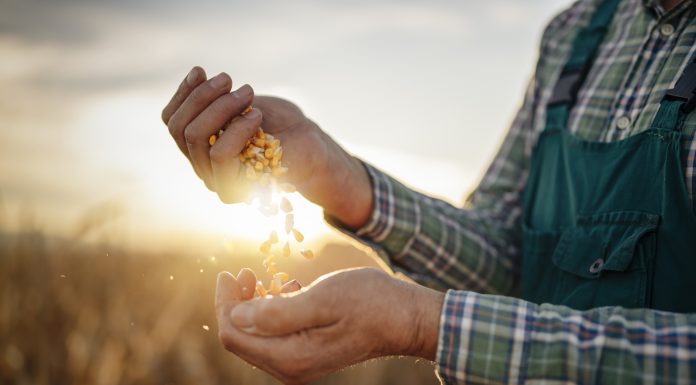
167, 72, 232, 165
215, 271, 242, 320
188, 85, 255, 191
162, 66, 207, 125
210, 107, 262, 202
236, 268, 257, 301
280, 279, 302, 294
228, 290, 334, 337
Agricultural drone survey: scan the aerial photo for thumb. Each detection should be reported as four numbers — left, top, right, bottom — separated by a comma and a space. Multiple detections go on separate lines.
228, 290, 333, 336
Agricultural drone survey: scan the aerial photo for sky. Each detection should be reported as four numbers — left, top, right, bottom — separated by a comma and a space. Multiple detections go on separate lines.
0, 0, 571, 250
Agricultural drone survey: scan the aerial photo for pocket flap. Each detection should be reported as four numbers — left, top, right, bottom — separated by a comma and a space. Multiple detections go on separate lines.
552, 211, 660, 279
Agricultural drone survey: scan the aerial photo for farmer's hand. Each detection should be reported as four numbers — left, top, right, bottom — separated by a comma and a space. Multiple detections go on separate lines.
161, 66, 372, 228
215, 268, 445, 385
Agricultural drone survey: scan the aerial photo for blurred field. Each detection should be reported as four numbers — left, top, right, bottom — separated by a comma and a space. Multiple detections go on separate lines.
0, 219, 440, 385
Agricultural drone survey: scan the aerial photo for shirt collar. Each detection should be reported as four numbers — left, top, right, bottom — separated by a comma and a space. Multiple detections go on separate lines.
642, 0, 694, 19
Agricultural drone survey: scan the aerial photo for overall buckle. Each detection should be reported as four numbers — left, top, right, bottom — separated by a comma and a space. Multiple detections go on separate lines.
665, 56, 696, 114
548, 69, 583, 107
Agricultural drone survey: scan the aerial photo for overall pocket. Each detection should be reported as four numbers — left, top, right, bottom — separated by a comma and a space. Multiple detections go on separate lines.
550, 211, 659, 309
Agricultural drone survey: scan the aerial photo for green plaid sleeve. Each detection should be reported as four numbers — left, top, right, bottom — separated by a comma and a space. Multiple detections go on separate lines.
437, 290, 696, 385
326, 67, 543, 295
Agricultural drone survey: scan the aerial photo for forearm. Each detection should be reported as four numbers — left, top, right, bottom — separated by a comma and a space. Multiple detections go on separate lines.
437, 291, 696, 385
326, 163, 521, 295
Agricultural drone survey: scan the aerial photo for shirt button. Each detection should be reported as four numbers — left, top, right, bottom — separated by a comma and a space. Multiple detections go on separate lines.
616, 115, 631, 130
659, 23, 675, 37
589, 258, 604, 274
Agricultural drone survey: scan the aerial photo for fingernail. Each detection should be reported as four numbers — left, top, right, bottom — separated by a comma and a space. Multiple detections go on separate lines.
244, 108, 260, 119
210, 73, 228, 89
229, 303, 254, 328
186, 68, 198, 85
232, 84, 252, 99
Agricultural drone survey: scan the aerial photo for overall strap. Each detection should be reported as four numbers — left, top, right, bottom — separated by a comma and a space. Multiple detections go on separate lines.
651, 55, 696, 131
546, 0, 622, 130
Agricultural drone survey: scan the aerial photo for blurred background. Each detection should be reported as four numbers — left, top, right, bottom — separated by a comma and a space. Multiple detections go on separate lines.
1, 0, 569, 384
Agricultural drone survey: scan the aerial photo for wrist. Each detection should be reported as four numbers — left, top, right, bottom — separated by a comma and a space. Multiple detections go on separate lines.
404, 282, 445, 361
315, 132, 373, 229
383, 278, 445, 361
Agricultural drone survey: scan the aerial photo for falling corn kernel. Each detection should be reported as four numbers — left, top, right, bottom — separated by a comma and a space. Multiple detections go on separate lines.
199, 268, 204, 273
263, 256, 275, 269
209, 135, 217, 146
202, 325, 210, 331
268, 230, 278, 244
300, 249, 314, 260
256, 281, 267, 297
285, 213, 294, 234
169, 275, 174, 281
259, 241, 271, 255
269, 277, 282, 294
274, 272, 289, 283
280, 197, 293, 213
292, 228, 304, 242
282, 242, 291, 257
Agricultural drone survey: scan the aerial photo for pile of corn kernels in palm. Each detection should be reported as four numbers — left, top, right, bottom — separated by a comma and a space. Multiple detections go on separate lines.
210, 121, 313, 297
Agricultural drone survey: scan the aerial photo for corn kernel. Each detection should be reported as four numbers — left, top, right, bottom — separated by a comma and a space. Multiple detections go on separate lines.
274, 272, 289, 283
283, 242, 291, 257
256, 281, 267, 297
280, 197, 293, 213
268, 277, 282, 294
292, 228, 304, 242
300, 249, 314, 259
268, 230, 278, 244
253, 138, 266, 147
209, 134, 217, 146
259, 241, 271, 255
243, 105, 253, 114
254, 161, 264, 171
264, 148, 274, 158
285, 213, 294, 234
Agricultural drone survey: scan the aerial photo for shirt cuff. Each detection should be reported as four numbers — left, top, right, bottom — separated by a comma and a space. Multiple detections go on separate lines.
324, 161, 420, 262
436, 290, 533, 385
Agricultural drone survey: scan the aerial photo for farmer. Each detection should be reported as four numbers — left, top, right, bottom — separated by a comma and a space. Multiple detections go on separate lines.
161, 0, 696, 383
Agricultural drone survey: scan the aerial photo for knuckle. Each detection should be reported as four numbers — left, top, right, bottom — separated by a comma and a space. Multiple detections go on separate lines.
183, 126, 200, 145
167, 121, 181, 138
161, 108, 169, 124
209, 146, 227, 166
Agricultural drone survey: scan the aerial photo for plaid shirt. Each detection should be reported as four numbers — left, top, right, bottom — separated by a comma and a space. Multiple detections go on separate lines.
330, 0, 696, 383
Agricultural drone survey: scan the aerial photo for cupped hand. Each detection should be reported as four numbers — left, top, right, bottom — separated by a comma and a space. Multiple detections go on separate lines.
215, 267, 445, 385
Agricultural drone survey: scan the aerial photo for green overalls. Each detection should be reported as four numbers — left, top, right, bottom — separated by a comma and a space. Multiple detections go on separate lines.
521, 0, 696, 313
